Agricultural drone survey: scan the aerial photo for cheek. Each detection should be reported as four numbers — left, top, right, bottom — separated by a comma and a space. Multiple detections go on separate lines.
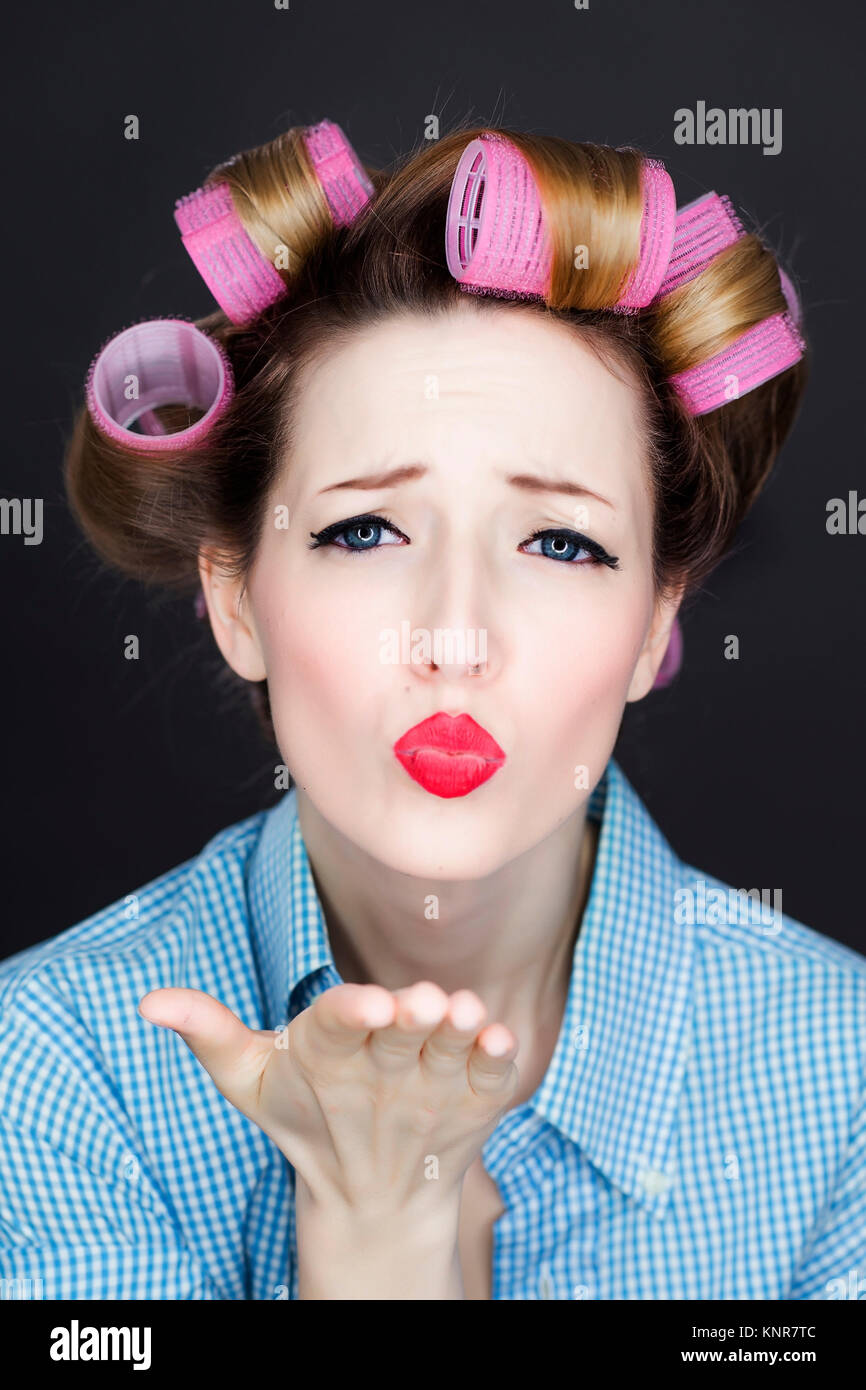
522, 574, 647, 686
255, 572, 395, 735
511, 579, 649, 748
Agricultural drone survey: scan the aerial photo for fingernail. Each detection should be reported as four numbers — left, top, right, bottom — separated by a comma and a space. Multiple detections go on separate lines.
406, 985, 444, 1027
451, 996, 482, 1030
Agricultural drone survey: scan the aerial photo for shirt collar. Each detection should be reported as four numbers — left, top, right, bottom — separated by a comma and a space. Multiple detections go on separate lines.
248, 788, 334, 1033
247, 756, 694, 1215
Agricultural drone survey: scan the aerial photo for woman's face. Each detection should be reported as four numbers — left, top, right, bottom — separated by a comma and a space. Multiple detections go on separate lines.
202, 305, 680, 878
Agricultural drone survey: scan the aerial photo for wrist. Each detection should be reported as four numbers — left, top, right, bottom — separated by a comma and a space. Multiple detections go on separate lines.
296, 1181, 464, 1300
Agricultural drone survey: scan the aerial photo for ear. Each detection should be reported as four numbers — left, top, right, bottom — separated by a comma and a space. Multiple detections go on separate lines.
625, 585, 684, 703
197, 549, 267, 682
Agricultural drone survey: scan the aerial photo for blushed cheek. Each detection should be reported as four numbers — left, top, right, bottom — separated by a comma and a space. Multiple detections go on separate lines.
520, 603, 645, 782
259, 594, 382, 775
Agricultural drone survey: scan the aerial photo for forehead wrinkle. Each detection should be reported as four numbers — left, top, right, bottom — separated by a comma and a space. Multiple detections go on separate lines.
279, 309, 652, 521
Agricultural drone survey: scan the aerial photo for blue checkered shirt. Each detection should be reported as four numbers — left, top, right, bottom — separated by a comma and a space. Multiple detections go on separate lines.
1, 757, 865, 1300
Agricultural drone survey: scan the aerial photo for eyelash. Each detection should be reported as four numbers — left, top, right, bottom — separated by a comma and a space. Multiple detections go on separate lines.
307, 512, 620, 569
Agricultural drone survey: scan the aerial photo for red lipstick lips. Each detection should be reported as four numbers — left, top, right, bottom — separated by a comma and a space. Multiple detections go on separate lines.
393, 712, 506, 799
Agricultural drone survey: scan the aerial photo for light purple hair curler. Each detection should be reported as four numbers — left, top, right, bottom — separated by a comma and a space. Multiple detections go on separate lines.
85, 318, 234, 451
651, 615, 683, 690
174, 118, 374, 325
653, 190, 806, 415
444, 131, 676, 308
778, 266, 803, 330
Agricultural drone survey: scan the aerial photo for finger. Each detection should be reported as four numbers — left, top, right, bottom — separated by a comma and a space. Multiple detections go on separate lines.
421, 990, 488, 1076
138, 988, 268, 1100
366, 981, 449, 1071
467, 1024, 520, 1097
300, 983, 396, 1061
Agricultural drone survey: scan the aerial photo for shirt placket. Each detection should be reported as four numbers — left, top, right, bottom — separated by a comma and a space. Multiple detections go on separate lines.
482, 1102, 557, 1299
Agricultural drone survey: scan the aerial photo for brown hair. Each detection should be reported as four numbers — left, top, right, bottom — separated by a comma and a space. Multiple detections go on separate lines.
64, 122, 809, 745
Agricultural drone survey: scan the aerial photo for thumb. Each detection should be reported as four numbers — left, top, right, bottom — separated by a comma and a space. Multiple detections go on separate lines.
138, 987, 268, 1108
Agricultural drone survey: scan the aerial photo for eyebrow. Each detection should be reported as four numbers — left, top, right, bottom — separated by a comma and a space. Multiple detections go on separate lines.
316, 463, 616, 510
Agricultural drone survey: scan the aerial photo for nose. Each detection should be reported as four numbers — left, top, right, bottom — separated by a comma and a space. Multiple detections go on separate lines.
410, 626, 492, 686
424, 649, 485, 682
406, 540, 501, 691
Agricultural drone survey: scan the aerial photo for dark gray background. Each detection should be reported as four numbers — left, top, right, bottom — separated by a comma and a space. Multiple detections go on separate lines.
2, 0, 862, 958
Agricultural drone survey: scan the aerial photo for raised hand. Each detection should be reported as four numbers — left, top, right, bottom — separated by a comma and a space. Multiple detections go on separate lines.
138, 980, 519, 1298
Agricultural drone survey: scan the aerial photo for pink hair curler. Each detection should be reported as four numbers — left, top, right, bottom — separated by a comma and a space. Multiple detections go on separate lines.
85, 318, 234, 451
613, 157, 677, 312
654, 190, 806, 415
174, 118, 373, 324
654, 191, 745, 297
445, 133, 551, 299
302, 118, 375, 226
668, 313, 804, 415
656, 191, 803, 326
173, 182, 285, 327
652, 615, 683, 689
444, 132, 676, 308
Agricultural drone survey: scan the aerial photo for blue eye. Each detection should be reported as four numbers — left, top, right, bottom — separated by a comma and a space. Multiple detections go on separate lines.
308, 515, 619, 569
520, 528, 619, 569
307, 513, 407, 552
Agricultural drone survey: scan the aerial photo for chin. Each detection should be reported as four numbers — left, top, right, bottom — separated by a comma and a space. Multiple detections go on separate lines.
362, 809, 519, 881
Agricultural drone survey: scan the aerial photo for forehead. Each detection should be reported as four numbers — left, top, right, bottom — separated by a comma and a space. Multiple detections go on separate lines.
285, 306, 650, 506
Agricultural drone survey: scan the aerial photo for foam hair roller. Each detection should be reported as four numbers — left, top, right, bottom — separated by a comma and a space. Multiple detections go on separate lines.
653, 190, 806, 415
444, 132, 676, 308
85, 318, 234, 451
174, 118, 374, 324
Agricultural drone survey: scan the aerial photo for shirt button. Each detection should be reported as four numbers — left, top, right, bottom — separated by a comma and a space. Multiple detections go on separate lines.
638, 1168, 672, 1194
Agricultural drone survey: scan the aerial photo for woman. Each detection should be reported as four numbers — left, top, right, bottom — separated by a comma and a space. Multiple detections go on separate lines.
1, 120, 863, 1301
